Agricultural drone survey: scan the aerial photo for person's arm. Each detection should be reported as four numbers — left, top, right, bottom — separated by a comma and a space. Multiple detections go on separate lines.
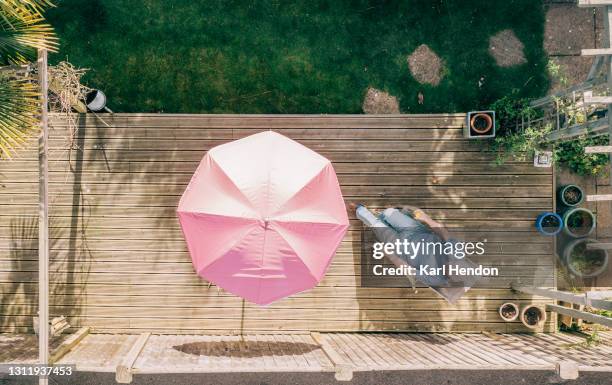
401, 205, 450, 241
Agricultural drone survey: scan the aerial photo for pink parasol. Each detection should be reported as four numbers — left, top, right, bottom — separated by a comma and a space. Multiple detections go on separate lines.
177, 131, 349, 305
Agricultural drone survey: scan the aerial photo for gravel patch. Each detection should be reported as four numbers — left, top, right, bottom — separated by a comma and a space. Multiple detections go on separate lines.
362, 87, 400, 114
489, 29, 527, 67
407, 44, 444, 86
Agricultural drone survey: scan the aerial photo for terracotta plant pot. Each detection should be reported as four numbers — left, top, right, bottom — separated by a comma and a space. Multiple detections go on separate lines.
464, 111, 496, 139
563, 238, 609, 278
499, 302, 519, 322
470, 113, 493, 134
520, 305, 547, 329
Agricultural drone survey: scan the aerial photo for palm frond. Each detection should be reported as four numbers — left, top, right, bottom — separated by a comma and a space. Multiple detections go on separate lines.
0, 73, 40, 158
0, 1, 58, 65
0, 1, 55, 25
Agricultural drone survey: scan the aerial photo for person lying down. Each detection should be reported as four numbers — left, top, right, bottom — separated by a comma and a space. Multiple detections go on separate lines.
353, 204, 480, 304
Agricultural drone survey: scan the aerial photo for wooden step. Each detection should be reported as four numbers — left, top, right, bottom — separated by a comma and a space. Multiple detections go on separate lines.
578, 0, 612, 7
583, 96, 612, 104
587, 243, 612, 250
585, 145, 612, 153
582, 48, 612, 56
587, 194, 612, 201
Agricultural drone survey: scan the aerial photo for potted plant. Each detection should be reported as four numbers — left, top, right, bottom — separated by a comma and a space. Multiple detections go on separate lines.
499, 302, 519, 322
520, 305, 547, 329
563, 238, 609, 278
558, 184, 584, 207
464, 111, 496, 139
562, 208, 596, 237
535, 212, 563, 236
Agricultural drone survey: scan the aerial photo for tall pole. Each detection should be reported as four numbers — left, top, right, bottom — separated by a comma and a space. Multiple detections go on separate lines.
37, 48, 49, 385
607, 6, 612, 186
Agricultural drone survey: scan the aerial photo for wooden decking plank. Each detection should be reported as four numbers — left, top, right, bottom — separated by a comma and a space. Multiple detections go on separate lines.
380, 334, 432, 366
409, 334, 464, 365
529, 333, 605, 365
350, 333, 388, 367
358, 334, 400, 368
501, 334, 575, 365
312, 332, 353, 367
214, 335, 229, 369
396, 334, 455, 366
322, 333, 353, 365
268, 334, 290, 368
116, 332, 150, 383
368, 333, 409, 367
336, 333, 377, 367
564, 332, 612, 354
469, 334, 533, 366
431, 334, 491, 366
300, 334, 334, 369
209, 334, 225, 370
279, 334, 307, 368
457, 334, 524, 366
495, 334, 558, 366
232, 335, 246, 368
196, 335, 211, 368
253, 334, 276, 369
535, 333, 612, 364
273, 334, 294, 368
434, 334, 494, 366
287, 334, 313, 368
246, 335, 262, 369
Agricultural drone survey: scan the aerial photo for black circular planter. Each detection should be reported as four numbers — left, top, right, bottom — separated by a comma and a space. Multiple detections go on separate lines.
562, 208, 596, 238
520, 305, 547, 329
563, 238, 609, 278
558, 184, 584, 207
499, 302, 519, 322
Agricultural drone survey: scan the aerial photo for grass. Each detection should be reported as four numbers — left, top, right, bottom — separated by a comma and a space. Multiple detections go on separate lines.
47, 0, 549, 113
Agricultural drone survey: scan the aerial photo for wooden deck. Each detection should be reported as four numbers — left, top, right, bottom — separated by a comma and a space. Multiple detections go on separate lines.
1, 331, 611, 382
0, 114, 555, 334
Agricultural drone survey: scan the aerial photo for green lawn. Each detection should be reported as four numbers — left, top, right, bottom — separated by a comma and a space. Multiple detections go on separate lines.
48, 0, 548, 114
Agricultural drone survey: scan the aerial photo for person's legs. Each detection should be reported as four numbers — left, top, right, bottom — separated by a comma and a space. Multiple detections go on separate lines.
380, 207, 422, 231
355, 205, 388, 227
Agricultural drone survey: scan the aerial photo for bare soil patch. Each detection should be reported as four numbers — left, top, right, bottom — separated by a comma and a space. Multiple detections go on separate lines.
489, 29, 527, 67
407, 44, 444, 86
362, 87, 400, 114
544, 4, 598, 56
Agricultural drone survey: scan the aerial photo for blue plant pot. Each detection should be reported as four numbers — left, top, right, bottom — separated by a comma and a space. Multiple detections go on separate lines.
535, 212, 563, 236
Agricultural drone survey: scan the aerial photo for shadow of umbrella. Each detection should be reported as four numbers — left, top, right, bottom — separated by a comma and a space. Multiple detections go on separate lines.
173, 340, 320, 358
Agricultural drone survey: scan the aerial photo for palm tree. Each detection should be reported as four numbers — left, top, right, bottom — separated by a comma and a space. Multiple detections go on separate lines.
0, 0, 57, 158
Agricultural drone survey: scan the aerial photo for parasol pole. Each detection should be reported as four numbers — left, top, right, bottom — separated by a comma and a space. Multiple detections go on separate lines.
37, 48, 49, 385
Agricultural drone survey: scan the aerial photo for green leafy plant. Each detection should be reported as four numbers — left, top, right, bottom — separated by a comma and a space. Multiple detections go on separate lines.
491, 122, 553, 165
488, 58, 610, 176
556, 135, 610, 176
0, 0, 58, 158
489, 97, 609, 176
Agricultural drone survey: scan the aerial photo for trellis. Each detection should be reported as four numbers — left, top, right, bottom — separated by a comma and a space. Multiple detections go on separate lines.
521, 1, 612, 201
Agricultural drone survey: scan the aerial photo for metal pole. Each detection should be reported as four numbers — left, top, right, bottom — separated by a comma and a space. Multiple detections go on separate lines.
37, 48, 49, 385
606, 6, 612, 186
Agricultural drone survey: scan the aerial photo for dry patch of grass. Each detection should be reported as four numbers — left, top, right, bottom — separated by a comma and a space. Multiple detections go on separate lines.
407, 44, 444, 86
489, 29, 527, 67
362, 87, 400, 114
